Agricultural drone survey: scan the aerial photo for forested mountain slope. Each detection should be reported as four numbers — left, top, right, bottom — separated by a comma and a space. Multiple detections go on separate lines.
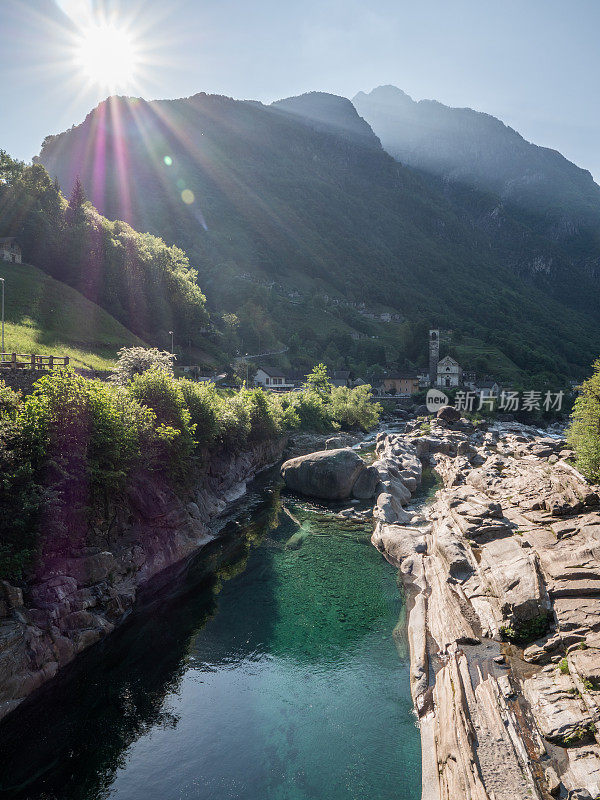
35, 92, 600, 380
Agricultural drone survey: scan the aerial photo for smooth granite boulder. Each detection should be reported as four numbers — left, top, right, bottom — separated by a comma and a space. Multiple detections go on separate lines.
281, 448, 367, 500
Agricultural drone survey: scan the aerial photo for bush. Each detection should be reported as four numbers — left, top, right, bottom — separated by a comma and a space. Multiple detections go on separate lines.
111, 347, 175, 385
215, 391, 251, 449
568, 359, 600, 481
179, 379, 220, 449
23, 370, 156, 504
329, 385, 382, 431
0, 362, 382, 583
284, 390, 333, 433
499, 613, 550, 643
128, 369, 195, 473
0, 407, 44, 581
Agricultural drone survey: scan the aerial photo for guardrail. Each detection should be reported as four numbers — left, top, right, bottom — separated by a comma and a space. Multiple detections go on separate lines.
0, 353, 70, 370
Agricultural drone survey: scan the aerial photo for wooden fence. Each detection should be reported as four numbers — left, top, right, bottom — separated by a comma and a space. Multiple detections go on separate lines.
0, 353, 69, 370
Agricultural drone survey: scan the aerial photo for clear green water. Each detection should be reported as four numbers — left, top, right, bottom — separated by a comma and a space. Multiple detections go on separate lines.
0, 473, 421, 800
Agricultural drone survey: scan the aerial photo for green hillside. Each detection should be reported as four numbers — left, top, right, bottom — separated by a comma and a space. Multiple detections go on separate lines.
0, 260, 145, 370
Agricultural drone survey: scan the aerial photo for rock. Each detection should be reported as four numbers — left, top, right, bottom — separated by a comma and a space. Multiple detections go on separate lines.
325, 436, 346, 450
352, 465, 380, 499
544, 765, 561, 796
479, 537, 550, 625
0, 582, 23, 610
437, 405, 461, 423
373, 492, 413, 524
281, 448, 367, 500
523, 669, 596, 744
415, 404, 428, 416
523, 643, 550, 664
570, 648, 600, 687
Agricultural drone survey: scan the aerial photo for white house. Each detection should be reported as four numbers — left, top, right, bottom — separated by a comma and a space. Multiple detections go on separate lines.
254, 366, 295, 390
436, 356, 462, 388
0, 237, 21, 264
476, 379, 500, 398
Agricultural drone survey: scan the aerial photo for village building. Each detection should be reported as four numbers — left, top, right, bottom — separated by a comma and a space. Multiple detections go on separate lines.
436, 355, 462, 388
254, 366, 295, 390
331, 370, 352, 387
476, 379, 500, 398
382, 373, 420, 395
0, 237, 22, 264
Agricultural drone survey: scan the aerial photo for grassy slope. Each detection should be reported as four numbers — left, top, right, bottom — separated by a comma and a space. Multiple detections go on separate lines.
0, 262, 145, 370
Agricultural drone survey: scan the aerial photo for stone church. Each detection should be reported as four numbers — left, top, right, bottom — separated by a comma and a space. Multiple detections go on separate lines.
429, 330, 462, 388
436, 355, 462, 388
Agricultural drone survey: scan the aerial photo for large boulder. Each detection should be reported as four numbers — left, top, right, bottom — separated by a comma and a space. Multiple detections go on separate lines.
352, 465, 380, 499
281, 448, 367, 500
437, 405, 461, 424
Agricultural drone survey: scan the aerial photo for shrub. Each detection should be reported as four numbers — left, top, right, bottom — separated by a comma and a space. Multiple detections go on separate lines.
179, 379, 220, 449
568, 359, 600, 481
241, 388, 285, 442
23, 371, 156, 503
499, 613, 550, 643
0, 406, 44, 581
215, 391, 252, 449
111, 347, 175, 385
128, 369, 195, 473
285, 390, 334, 433
329, 385, 382, 431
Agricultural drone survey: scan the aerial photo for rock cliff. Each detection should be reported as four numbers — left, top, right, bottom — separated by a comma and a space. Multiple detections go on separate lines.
0, 437, 286, 722
372, 420, 600, 800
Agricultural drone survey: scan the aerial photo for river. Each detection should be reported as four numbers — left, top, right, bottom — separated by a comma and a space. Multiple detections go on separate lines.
0, 463, 422, 800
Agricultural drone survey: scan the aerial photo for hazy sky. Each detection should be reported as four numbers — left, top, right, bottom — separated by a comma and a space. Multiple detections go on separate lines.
2, 0, 600, 180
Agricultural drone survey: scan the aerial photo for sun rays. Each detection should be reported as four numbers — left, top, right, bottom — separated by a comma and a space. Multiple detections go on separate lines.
74, 22, 140, 93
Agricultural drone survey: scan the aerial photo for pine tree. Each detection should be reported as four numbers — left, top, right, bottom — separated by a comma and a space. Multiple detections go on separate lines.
65, 176, 86, 226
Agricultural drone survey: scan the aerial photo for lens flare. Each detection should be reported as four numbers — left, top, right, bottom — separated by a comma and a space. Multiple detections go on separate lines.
75, 22, 139, 90
181, 189, 195, 204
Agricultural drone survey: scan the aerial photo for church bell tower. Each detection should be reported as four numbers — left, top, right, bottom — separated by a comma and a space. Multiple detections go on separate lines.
429, 329, 440, 386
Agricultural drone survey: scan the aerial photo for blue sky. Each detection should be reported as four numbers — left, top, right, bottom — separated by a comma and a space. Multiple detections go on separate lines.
2, 0, 600, 180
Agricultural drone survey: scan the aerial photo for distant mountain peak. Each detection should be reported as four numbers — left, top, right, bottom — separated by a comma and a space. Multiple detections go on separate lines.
355, 85, 414, 102
271, 91, 381, 150
353, 85, 600, 223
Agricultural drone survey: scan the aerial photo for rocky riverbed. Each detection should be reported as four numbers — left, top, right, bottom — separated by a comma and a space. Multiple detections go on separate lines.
372, 415, 600, 800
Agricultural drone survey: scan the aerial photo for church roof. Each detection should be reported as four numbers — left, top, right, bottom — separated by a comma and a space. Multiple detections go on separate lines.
437, 355, 460, 368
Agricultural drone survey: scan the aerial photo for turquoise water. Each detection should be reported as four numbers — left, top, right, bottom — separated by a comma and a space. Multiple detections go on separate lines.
0, 473, 421, 800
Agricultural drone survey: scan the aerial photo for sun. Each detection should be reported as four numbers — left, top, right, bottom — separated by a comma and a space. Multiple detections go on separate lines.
75, 23, 139, 91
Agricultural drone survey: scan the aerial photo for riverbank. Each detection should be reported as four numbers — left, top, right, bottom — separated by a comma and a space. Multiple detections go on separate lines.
0, 435, 291, 722
372, 419, 600, 799
0, 441, 421, 800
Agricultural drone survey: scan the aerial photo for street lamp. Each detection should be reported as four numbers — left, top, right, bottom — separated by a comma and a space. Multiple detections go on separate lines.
169, 330, 174, 354
0, 278, 4, 355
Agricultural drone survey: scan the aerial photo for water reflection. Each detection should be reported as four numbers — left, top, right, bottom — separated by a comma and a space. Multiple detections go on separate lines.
0, 472, 421, 800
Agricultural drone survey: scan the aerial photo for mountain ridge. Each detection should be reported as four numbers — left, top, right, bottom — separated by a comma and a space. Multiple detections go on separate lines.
352, 85, 600, 224
34, 90, 600, 381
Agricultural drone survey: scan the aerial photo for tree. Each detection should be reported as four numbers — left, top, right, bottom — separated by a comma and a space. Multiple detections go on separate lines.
568, 359, 600, 481
304, 363, 331, 398
65, 176, 87, 226
111, 347, 175, 385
